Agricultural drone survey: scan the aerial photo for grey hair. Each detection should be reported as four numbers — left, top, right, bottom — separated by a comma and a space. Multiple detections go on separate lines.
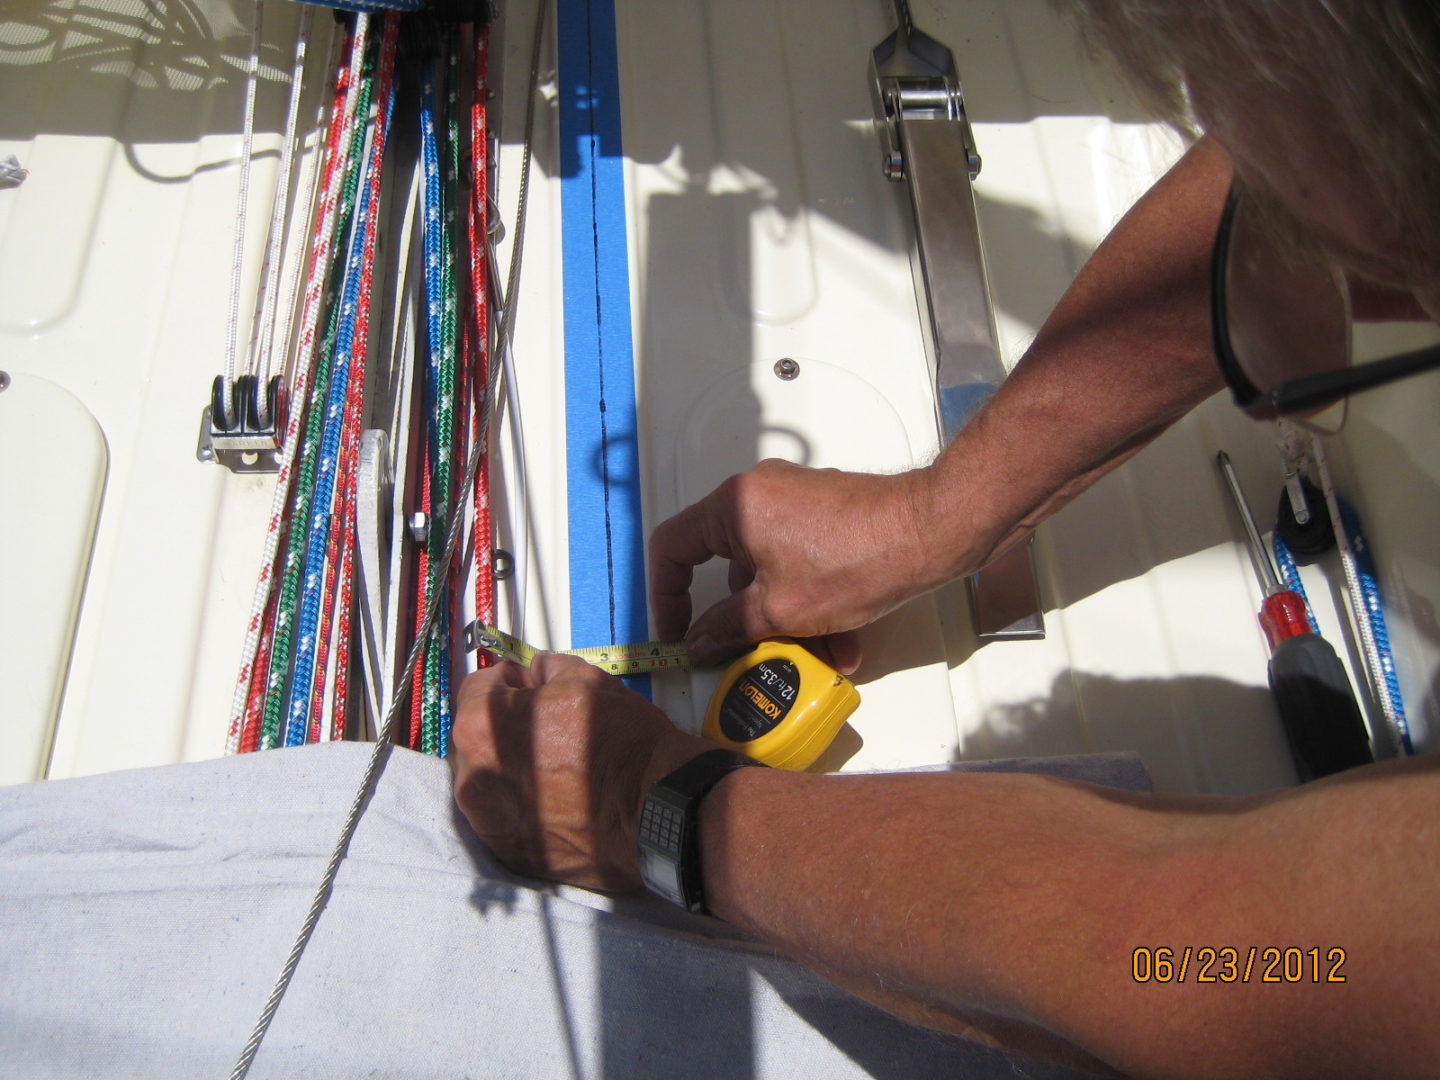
1061, 0, 1440, 255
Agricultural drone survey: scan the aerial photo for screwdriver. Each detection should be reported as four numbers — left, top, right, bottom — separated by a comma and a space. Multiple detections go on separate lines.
1216, 452, 1373, 781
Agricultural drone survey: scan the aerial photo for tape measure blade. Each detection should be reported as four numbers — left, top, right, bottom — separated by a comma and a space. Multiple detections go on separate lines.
570, 639, 691, 674
471, 624, 691, 675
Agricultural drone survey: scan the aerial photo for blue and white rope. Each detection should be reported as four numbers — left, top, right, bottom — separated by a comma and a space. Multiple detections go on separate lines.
418, 54, 458, 754
419, 59, 444, 748
1336, 497, 1411, 753
1293, 435, 1412, 756
282, 65, 397, 747
1272, 534, 1321, 636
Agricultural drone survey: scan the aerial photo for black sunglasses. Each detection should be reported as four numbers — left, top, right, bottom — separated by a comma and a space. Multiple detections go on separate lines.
1210, 185, 1440, 420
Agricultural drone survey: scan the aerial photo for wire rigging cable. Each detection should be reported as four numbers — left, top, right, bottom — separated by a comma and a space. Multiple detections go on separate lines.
228, 4, 547, 1072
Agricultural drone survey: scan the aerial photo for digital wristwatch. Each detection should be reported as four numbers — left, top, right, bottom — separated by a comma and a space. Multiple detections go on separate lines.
637, 749, 766, 913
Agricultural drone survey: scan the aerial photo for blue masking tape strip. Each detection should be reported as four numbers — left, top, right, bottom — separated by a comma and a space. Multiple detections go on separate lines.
557, 0, 650, 695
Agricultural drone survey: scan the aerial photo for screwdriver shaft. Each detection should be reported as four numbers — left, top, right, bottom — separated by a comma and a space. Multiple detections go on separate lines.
1216, 451, 1280, 593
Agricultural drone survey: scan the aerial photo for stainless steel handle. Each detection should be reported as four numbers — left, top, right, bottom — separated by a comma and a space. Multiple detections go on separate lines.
871, 8, 1044, 640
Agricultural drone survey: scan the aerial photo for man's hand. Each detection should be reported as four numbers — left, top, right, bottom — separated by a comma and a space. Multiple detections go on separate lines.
451, 653, 712, 891
648, 459, 944, 670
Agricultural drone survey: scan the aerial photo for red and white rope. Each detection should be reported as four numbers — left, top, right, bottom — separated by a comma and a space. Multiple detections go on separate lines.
325, 23, 398, 740
469, 25, 495, 640
227, 18, 369, 755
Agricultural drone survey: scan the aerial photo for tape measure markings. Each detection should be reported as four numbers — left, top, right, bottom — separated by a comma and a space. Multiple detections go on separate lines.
463, 622, 692, 676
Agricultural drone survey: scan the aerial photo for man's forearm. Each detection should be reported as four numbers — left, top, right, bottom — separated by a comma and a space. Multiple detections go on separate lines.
909, 136, 1234, 583
697, 756, 1440, 1079
698, 766, 1179, 1067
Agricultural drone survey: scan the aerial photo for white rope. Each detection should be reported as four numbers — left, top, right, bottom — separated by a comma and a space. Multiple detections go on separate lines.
222, 0, 266, 430
251, 4, 316, 429
271, 21, 341, 406
228, 6, 548, 1073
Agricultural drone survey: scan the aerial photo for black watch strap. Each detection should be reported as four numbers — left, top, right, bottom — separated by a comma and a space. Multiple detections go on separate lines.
637, 748, 766, 913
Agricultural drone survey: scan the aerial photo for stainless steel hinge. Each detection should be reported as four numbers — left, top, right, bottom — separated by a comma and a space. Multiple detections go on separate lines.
870, 2, 980, 183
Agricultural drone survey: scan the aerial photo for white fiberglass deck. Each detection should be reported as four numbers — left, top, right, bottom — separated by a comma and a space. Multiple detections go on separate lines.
2, 0, 1436, 791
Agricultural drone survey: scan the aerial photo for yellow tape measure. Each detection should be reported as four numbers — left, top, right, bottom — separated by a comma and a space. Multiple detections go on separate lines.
702, 639, 860, 771
464, 624, 860, 770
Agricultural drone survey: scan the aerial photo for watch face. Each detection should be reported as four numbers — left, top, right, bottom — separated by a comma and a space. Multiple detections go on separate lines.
638, 750, 762, 913
638, 846, 685, 908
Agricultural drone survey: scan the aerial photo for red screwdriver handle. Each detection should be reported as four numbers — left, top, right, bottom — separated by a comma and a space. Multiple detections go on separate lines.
1259, 590, 1311, 650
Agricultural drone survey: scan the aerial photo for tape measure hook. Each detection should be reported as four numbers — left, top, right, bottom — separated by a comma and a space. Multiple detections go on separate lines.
462, 620, 500, 654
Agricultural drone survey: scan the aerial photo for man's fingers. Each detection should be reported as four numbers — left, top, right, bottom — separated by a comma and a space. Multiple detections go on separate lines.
648, 483, 743, 641
727, 558, 755, 596
648, 549, 695, 642
803, 631, 863, 676
530, 650, 607, 685
456, 660, 533, 709
684, 587, 773, 667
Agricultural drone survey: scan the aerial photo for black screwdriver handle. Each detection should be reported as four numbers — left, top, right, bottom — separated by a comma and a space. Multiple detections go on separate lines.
1269, 633, 1374, 781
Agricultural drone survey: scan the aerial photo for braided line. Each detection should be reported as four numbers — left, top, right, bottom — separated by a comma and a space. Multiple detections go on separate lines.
262, 27, 376, 749
325, 22, 397, 744
282, 19, 398, 748
1311, 435, 1407, 754
238, 574, 284, 753
227, 5, 547, 1072
1336, 496, 1411, 753
307, 470, 347, 743
251, 4, 315, 428
409, 464, 432, 751
221, 0, 265, 430
229, 20, 357, 754
470, 23, 495, 640
421, 42, 465, 755
329, 492, 359, 741
415, 51, 465, 754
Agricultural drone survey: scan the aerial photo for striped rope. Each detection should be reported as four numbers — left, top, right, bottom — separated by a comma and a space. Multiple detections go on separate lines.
323, 18, 399, 744
329, 491, 359, 741
1311, 436, 1412, 755
418, 53, 459, 755
260, 28, 376, 750
228, 19, 360, 755
434, 37, 465, 755
282, 19, 398, 749
232, 12, 498, 758
469, 23, 496, 645
452, 31, 477, 676
1335, 498, 1411, 753
228, 3, 545, 1070
1272, 534, 1321, 635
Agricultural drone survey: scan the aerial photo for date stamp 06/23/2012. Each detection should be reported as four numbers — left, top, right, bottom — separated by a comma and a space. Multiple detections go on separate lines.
1132, 946, 1348, 984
